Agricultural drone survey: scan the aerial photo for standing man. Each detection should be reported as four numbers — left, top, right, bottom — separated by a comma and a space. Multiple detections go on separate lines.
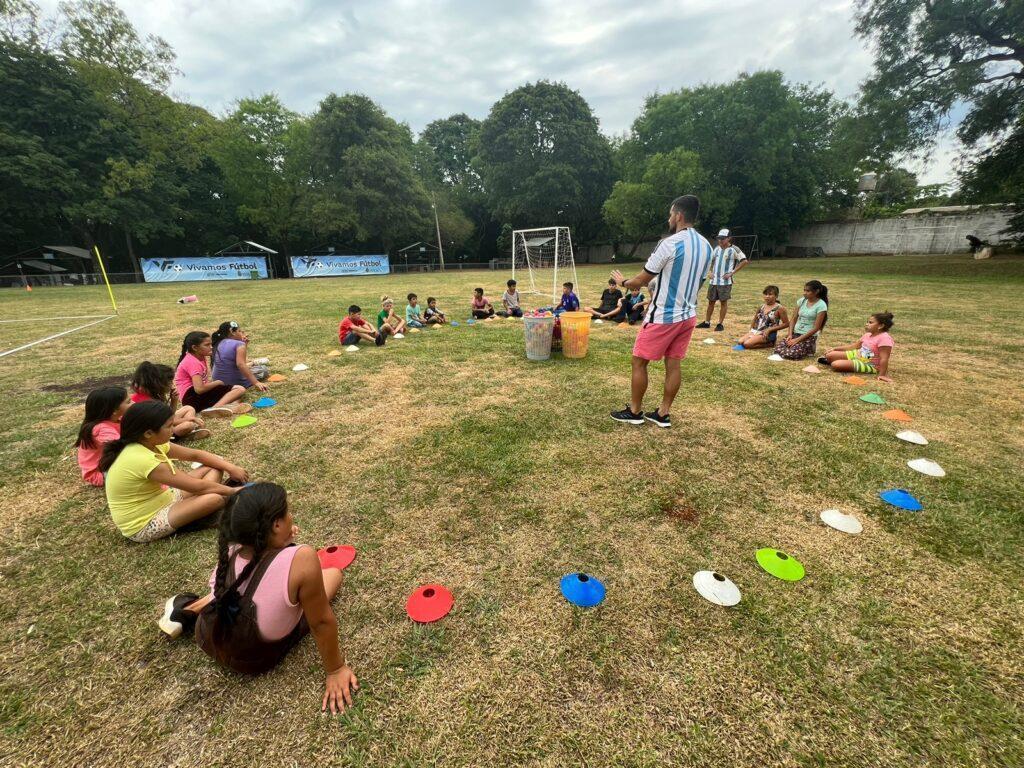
609, 195, 713, 428
697, 228, 747, 332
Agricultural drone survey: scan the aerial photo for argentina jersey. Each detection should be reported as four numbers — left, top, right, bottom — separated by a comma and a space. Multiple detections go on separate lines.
642, 228, 713, 324
709, 246, 746, 285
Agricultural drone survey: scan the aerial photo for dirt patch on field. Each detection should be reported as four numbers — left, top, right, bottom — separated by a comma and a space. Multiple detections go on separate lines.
41, 374, 128, 396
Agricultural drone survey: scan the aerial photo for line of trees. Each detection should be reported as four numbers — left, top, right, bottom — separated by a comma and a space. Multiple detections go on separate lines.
1, 0, 1019, 274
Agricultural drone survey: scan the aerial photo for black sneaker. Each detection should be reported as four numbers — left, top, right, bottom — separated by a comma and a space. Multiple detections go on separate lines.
817, 356, 828, 366
158, 593, 200, 639
714, 323, 725, 332
644, 410, 671, 428
696, 321, 711, 329
611, 407, 644, 425
375, 332, 386, 347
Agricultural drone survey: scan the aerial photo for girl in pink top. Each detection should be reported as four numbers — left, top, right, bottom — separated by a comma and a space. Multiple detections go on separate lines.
174, 331, 249, 417
823, 311, 896, 381
75, 386, 131, 486
158, 483, 359, 715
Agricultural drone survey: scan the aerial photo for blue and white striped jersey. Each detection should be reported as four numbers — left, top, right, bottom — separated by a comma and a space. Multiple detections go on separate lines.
708, 246, 746, 285
642, 227, 713, 324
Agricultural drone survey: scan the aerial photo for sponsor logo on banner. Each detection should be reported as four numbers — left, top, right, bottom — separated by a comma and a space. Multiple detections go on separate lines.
290, 255, 390, 278
141, 257, 268, 282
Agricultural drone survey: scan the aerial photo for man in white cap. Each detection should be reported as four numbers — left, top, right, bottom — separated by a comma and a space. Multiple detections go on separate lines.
696, 228, 747, 332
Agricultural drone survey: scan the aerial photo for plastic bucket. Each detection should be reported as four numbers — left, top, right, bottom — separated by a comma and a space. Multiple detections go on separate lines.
523, 315, 555, 360
558, 312, 592, 358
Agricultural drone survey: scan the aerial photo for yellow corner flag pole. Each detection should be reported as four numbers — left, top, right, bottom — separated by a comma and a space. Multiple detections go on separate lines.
93, 245, 119, 315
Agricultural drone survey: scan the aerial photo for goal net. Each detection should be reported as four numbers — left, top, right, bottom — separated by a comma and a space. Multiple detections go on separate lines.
512, 227, 579, 305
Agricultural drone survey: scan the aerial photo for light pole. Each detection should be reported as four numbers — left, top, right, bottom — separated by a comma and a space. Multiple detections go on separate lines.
431, 194, 445, 272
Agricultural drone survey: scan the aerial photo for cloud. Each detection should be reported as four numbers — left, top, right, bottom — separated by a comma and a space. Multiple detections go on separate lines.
36, 0, 956, 182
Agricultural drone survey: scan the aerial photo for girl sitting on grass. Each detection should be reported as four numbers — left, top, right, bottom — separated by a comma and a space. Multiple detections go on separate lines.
737, 285, 789, 349
158, 482, 359, 714
76, 386, 132, 487
174, 331, 251, 417
101, 401, 249, 543
376, 296, 406, 339
211, 321, 269, 392
131, 361, 209, 440
821, 311, 895, 382
773, 280, 829, 360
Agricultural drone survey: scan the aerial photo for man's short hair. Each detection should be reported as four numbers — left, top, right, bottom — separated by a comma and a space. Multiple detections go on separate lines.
407, 292, 417, 301
348, 304, 361, 314
671, 194, 700, 223
507, 279, 517, 287
563, 282, 573, 289
427, 296, 436, 304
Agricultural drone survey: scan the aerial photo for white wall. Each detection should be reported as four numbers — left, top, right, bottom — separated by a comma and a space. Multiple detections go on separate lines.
780, 209, 1014, 255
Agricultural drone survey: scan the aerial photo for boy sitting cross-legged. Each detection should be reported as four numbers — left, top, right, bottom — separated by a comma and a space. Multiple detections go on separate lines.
339, 305, 384, 347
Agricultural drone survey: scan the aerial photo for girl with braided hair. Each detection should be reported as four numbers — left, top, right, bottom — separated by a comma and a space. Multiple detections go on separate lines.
159, 483, 358, 714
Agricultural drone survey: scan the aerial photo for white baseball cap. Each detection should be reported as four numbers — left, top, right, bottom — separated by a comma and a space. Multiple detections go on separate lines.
717, 228, 730, 238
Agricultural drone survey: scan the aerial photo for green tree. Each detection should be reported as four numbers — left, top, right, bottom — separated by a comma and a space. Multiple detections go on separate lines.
417, 113, 481, 190
628, 71, 857, 241
603, 148, 717, 256
212, 94, 319, 257
855, 0, 1024, 237
476, 81, 614, 239
0, 40, 119, 250
309, 94, 431, 250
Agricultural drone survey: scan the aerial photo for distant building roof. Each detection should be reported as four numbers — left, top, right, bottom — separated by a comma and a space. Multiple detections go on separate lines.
901, 204, 1011, 215
42, 245, 92, 260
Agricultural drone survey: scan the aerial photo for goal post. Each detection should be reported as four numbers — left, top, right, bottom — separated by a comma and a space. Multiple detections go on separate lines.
511, 227, 579, 305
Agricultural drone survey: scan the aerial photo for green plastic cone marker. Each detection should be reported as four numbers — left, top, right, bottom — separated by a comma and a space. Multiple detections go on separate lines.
756, 548, 806, 581
859, 393, 886, 405
231, 414, 258, 428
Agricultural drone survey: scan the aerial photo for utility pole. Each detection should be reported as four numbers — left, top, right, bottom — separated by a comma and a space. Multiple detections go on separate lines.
431, 194, 445, 272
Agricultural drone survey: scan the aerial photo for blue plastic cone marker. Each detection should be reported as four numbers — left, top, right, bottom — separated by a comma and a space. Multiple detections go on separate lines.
560, 573, 606, 608
879, 488, 923, 511
450, 321, 460, 327
252, 396, 277, 408
732, 344, 746, 351
466, 318, 475, 325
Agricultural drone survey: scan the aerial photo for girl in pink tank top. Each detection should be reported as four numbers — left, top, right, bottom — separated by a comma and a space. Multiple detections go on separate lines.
159, 483, 359, 714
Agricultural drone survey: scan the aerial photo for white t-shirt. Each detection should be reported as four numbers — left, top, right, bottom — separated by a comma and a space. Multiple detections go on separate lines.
708, 246, 746, 285
643, 227, 713, 324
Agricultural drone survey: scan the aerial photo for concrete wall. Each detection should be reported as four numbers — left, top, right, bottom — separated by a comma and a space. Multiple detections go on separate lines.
780, 209, 1014, 256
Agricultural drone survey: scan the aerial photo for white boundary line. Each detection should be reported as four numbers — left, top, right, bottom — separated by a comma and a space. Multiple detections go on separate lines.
0, 314, 114, 324
0, 315, 115, 359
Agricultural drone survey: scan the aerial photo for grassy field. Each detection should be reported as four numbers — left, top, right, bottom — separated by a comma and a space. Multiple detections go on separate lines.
1, 254, 1022, 767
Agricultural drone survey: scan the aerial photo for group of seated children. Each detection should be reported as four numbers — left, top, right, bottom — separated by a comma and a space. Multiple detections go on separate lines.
338, 295, 449, 347
731, 280, 895, 379
73, 326, 358, 709
586, 278, 648, 324
76, 322, 268, 533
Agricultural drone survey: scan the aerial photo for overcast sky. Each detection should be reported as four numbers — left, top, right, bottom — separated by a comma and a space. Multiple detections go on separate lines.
39, 0, 959, 184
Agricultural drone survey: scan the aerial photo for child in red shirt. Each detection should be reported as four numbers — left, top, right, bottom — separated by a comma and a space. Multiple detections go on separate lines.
339, 305, 383, 347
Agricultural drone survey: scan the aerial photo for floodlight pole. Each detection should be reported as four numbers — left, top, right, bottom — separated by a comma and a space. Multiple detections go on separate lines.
431, 195, 445, 272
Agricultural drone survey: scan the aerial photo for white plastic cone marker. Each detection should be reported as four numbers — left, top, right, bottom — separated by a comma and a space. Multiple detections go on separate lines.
345, 345, 360, 352
767, 353, 785, 362
908, 458, 946, 477
594, 319, 603, 324
896, 430, 928, 446
394, 333, 405, 339
252, 357, 270, 365
190, 461, 203, 469
703, 338, 716, 345
820, 509, 863, 535
292, 363, 309, 372
692, 571, 742, 607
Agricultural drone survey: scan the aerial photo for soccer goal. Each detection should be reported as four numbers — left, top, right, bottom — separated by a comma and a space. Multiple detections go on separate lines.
512, 227, 579, 305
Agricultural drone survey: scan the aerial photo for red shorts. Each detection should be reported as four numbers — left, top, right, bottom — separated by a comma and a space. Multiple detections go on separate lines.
632, 317, 698, 361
